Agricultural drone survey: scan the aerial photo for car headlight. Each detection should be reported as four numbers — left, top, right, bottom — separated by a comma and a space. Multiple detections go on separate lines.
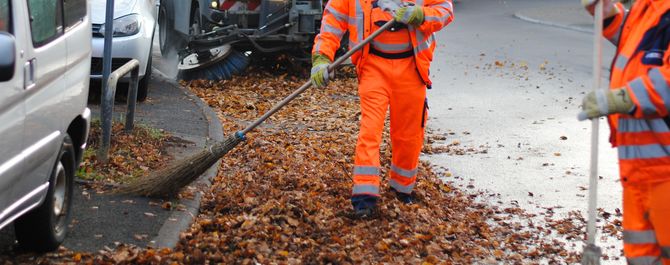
100, 14, 142, 37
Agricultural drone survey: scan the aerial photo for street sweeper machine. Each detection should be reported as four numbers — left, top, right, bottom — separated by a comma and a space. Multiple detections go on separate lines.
159, 0, 324, 80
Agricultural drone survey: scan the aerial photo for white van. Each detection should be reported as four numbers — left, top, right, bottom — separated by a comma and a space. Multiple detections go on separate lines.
0, 0, 91, 251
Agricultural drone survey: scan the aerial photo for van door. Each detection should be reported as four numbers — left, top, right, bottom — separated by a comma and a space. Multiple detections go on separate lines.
62, 0, 91, 128
14, 0, 68, 204
0, 0, 27, 224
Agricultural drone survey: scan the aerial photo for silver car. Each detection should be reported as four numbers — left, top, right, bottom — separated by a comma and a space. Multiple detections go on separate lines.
0, 0, 91, 252
90, 0, 157, 102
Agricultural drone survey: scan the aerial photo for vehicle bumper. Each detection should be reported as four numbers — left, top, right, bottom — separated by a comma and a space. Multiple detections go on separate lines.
90, 32, 151, 80
79, 108, 91, 163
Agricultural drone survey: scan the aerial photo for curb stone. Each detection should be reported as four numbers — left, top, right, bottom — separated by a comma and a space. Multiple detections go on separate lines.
150, 75, 224, 249
513, 12, 593, 34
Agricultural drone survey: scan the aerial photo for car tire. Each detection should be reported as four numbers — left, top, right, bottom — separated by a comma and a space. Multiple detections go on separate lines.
14, 135, 75, 252
158, 4, 175, 55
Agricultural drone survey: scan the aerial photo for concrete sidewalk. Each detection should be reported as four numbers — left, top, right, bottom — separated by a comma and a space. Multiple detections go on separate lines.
514, 3, 594, 33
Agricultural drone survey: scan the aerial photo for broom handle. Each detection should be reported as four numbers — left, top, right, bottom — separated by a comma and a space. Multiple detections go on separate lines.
240, 20, 396, 135
587, 0, 604, 246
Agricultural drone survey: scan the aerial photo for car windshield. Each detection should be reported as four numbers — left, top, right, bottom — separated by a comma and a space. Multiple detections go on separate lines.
0, 0, 9, 32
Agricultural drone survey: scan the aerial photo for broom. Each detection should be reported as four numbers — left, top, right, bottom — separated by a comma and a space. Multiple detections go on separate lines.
581, 0, 604, 264
117, 21, 396, 197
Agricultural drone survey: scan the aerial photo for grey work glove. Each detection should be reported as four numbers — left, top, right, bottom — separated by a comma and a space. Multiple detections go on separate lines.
578, 88, 634, 121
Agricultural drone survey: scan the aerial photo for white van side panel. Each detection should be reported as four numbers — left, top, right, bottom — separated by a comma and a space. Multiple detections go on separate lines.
63, 2, 91, 124
14, 0, 68, 206
0, 0, 27, 218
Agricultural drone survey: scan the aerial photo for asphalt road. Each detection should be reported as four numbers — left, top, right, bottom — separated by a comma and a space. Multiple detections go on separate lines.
425, 0, 622, 260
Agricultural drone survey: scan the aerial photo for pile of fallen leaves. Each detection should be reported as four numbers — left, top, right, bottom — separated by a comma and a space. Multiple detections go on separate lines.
2, 69, 582, 264
77, 121, 173, 185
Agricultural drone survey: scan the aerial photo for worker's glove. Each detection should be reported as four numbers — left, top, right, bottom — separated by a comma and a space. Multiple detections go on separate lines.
310, 54, 332, 88
577, 88, 634, 121
581, 0, 619, 18
394, 5, 424, 26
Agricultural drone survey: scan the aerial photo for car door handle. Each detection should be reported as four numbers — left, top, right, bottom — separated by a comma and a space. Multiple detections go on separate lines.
24, 58, 35, 90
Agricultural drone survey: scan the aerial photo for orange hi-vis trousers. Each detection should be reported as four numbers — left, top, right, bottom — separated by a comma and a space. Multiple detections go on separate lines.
623, 180, 670, 265
351, 53, 427, 197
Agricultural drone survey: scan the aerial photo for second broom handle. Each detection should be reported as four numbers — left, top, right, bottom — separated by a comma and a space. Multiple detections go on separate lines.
241, 20, 396, 135
586, 0, 604, 246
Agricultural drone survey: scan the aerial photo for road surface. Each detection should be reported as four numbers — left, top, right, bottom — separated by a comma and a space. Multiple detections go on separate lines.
426, 0, 623, 261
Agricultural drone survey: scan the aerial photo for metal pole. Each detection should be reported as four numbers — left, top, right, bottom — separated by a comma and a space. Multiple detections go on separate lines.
100, 0, 115, 163
586, 0, 603, 247
240, 20, 395, 135
125, 66, 139, 132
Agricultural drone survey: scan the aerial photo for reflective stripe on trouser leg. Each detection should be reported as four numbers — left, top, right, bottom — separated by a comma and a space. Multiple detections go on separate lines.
623, 184, 662, 262
387, 55, 426, 195
627, 256, 662, 265
352, 166, 381, 196
390, 164, 417, 194
352, 165, 381, 196
648, 181, 670, 263
353, 54, 393, 197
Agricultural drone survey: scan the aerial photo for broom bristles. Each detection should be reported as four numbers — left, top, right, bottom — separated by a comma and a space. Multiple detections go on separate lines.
115, 134, 243, 197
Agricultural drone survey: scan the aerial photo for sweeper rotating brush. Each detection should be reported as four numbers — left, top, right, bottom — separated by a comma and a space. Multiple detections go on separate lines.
178, 44, 250, 81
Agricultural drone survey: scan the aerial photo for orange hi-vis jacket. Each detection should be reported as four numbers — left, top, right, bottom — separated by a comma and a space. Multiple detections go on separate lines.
312, 0, 454, 86
605, 0, 670, 184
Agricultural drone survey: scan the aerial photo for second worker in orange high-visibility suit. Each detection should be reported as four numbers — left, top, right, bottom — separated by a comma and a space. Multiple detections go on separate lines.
580, 0, 670, 263
310, 0, 453, 217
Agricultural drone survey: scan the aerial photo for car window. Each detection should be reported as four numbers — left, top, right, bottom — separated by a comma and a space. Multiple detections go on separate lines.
64, 0, 86, 29
0, 0, 9, 33
27, 0, 64, 46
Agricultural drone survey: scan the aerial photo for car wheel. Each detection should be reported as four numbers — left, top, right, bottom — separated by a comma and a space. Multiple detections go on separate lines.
158, 4, 174, 55
137, 45, 152, 102
14, 135, 75, 252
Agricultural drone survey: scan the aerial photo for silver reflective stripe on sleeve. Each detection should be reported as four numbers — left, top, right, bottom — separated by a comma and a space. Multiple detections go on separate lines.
391, 164, 418, 178
353, 166, 380, 176
355, 0, 364, 44
607, 10, 626, 44
371, 40, 412, 53
314, 40, 322, 54
424, 13, 451, 23
389, 179, 415, 194
326, 5, 349, 23
627, 256, 662, 265
414, 34, 434, 53
352, 184, 380, 195
617, 118, 670, 133
619, 144, 670, 160
429, 1, 452, 9
630, 78, 657, 115
662, 247, 670, 259
322, 23, 345, 37
624, 230, 658, 244
648, 68, 670, 111
615, 54, 629, 71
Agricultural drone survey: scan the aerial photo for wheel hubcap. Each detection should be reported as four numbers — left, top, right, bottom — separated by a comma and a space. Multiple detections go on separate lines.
53, 163, 66, 217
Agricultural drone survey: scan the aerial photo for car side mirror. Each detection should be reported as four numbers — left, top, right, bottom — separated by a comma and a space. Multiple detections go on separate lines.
0, 32, 15, 82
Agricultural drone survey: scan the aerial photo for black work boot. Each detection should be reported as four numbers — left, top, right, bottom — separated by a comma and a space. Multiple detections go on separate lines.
351, 195, 379, 218
392, 188, 414, 204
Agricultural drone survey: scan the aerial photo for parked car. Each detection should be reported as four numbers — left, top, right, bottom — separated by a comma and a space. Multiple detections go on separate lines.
0, 0, 91, 252
90, 0, 157, 102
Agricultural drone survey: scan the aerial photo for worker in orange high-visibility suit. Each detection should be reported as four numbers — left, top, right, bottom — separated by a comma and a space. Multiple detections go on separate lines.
310, 0, 453, 217
580, 0, 670, 263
